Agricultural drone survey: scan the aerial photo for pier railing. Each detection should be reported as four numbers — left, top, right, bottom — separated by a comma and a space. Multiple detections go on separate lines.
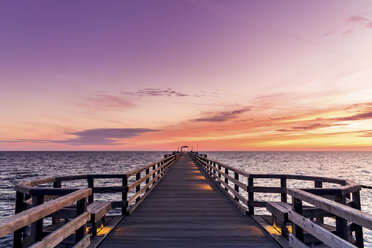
0, 152, 180, 248
190, 152, 371, 248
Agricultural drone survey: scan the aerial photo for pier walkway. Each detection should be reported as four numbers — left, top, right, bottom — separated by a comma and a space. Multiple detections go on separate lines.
100, 154, 280, 247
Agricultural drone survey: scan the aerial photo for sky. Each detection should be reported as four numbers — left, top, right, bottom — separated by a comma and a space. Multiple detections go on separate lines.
1, 0, 372, 151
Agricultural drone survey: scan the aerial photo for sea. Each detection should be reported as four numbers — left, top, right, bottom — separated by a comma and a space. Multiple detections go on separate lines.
0, 151, 371, 247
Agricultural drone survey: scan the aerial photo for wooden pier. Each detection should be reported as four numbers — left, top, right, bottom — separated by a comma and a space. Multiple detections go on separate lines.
0, 152, 371, 248
100, 154, 279, 247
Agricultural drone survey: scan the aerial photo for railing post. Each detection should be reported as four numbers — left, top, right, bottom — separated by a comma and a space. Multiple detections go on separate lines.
352, 190, 364, 248
314, 181, 322, 188
52, 181, 62, 225
280, 177, 287, 203
292, 196, 304, 242
75, 197, 87, 243
335, 194, 349, 241
53, 181, 61, 188
314, 181, 324, 224
146, 168, 150, 192
248, 177, 254, 215
218, 164, 222, 184
122, 175, 128, 215
157, 163, 161, 179
136, 172, 141, 203
30, 195, 44, 244
87, 176, 94, 204
234, 172, 239, 202
13, 191, 24, 248
224, 168, 229, 191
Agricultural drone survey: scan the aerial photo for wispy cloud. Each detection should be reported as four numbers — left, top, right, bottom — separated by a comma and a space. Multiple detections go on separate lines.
58, 128, 158, 145
343, 15, 372, 34
277, 122, 345, 132
360, 131, 372, 137
336, 110, 372, 121
335, 102, 372, 121
347, 15, 369, 24
120, 88, 219, 98
121, 88, 188, 97
0, 139, 52, 143
84, 95, 135, 110
192, 106, 252, 122
0, 128, 159, 146
276, 102, 372, 133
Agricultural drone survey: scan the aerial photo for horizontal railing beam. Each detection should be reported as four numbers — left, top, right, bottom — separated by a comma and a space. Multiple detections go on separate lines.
288, 188, 372, 230
126, 155, 176, 177
288, 210, 357, 248
128, 159, 173, 191
29, 211, 90, 248
0, 189, 91, 238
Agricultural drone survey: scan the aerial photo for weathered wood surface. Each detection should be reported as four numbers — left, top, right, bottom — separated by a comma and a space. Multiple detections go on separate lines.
0, 189, 91, 237
100, 154, 280, 248
88, 202, 111, 223
288, 211, 357, 248
288, 188, 372, 230
29, 211, 90, 248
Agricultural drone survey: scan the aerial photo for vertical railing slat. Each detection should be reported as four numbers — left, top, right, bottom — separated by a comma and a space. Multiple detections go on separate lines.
248, 177, 254, 215
122, 175, 128, 215
352, 191, 364, 248
335, 194, 349, 241
234, 172, 239, 202
87, 176, 94, 204
75, 197, 87, 242
292, 197, 304, 242
30, 195, 44, 244
13, 191, 24, 248
281, 177, 287, 203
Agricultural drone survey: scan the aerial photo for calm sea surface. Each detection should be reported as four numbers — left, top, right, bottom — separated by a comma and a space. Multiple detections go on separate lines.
0, 151, 371, 247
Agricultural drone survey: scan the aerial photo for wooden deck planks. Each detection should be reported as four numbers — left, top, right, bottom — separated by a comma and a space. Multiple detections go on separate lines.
99, 154, 280, 248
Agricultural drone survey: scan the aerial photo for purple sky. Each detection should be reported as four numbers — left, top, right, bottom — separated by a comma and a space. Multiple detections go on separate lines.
1, 0, 372, 150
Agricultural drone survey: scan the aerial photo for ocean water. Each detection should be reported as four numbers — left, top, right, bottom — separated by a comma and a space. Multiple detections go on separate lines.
0, 151, 371, 247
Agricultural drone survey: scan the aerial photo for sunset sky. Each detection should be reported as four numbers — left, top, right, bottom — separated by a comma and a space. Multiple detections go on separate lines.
1, 0, 372, 151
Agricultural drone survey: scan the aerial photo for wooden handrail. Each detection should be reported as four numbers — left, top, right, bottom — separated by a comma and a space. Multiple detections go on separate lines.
29, 211, 91, 248
288, 211, 357, 248
287, 188, 372, 230
4, 152, 180, 247
190, 152, 369, 248
0, 188, 91, 237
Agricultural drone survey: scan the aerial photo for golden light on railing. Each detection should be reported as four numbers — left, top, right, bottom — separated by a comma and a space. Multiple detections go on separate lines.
264, 225, 280, 235
97, 226, 112, 236
87, 223, 112, 236
264, 221, 292, 235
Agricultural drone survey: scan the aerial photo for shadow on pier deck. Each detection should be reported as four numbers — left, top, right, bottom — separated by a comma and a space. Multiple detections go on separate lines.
100, 154, 280, 247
